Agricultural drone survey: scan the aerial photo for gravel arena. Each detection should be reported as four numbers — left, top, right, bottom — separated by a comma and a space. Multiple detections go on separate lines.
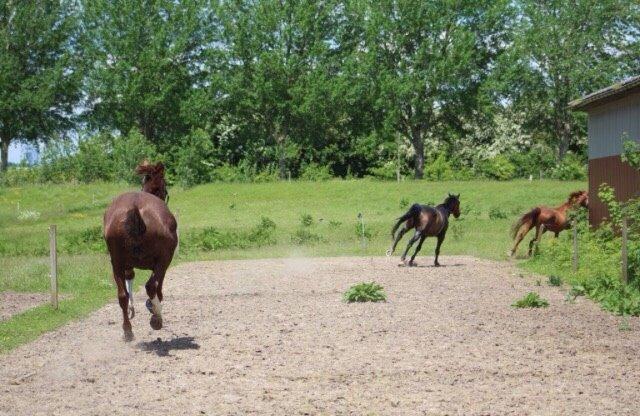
2, 256, 640, 415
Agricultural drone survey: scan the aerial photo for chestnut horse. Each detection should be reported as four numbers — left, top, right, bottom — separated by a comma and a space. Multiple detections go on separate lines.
387, 194, 461, 267
510, 190, 588, 257
103, 161, 177, 341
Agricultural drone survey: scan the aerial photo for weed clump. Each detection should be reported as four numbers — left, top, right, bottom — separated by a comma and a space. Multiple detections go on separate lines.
512, 292, 549, 308
184, 216, 276, 252
548, 275, 562, 286
343, 282, 386, 303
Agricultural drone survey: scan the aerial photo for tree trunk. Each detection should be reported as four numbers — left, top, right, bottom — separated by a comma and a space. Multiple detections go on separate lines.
275, 130, 287, 180
0, 136, 9, 172
411, 128, 424, 179
557, 119, 571, 160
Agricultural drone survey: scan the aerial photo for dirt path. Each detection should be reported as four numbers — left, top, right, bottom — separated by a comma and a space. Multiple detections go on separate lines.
1, 256, 639, 415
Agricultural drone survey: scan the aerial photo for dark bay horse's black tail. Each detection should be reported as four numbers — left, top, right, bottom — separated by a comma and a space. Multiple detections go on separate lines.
124, 207, 146, 241
511, 207, 540, 239
392, 203, 421, 238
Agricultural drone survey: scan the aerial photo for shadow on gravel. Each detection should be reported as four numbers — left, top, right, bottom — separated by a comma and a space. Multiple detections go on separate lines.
137, 336, 200, 357
397, 263, 466, 268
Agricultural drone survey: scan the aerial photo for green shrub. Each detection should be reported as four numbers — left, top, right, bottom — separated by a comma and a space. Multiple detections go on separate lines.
480, 155, 516, 181
184, 217, 276, 252
512, 292, 549, 308
368, 161, 398, 180
75, 134, 114, 183
488, 207, 507, 219
300, 213, 314, 227
210, 163, 247, 182
0, 166, 41, 186
399, 197, 410, 209
253, 167, 280, 183
64, 226, 105, 253
290, 228, 322, 245
174, 129, 214, 187
424, 153, 453, 181
343, 282, 386, 303
39, 139, 77, 183
300, 162, 332, 181
112, 129, 158, 184
552, 153, 586, 180
548, 275, 563, 286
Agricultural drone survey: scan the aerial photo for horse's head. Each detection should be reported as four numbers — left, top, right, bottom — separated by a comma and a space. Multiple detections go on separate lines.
569, 190, 588, 209
135, 161, 168, 202
446, 193, 461, 218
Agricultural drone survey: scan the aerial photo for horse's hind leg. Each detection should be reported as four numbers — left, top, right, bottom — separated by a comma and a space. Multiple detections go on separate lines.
400, 231, 421, 265
408, 235, 427, 266
114, 269, 134, 341
124, 269, 135, 319
527, 225, 545, 257
145, 265, 168, 330
510, 225, 531, 257
387, 225, 409, 256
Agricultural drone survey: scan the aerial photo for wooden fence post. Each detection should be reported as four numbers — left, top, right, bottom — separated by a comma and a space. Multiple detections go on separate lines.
621, 216, 629, 284
49, 225, 58, 309
572, 219, 578, 272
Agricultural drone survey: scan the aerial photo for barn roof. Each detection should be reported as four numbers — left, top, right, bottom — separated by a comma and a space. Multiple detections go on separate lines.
569, 75, 640, 111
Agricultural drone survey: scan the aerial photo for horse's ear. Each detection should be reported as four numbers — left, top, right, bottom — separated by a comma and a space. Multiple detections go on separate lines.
456, 193, 460, 199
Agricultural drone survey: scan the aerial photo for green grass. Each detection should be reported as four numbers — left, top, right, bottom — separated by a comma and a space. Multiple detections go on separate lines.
343, 282, 387, 303
0, 178, 584, 352
512, 292, 549, 308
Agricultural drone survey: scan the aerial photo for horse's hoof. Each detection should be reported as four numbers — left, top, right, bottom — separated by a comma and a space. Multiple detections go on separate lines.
434, 263, 441, 267
150, 314, 163, 330
408, 261, 417, 267
145, 298, 153, 313
123, 330, 134, 342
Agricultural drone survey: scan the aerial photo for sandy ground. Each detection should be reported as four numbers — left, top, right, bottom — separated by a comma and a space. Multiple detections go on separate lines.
1, 256, 640, 416
0, 292, 52, 321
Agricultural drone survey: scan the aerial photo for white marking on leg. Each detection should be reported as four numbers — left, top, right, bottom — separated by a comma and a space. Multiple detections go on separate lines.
150, 295, 162, 316
125, 279, 135, 319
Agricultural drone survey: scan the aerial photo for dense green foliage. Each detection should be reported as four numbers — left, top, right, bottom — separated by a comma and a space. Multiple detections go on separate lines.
512, 292, 549, 308
343, 282, 387, 303
1, 0, 638, 181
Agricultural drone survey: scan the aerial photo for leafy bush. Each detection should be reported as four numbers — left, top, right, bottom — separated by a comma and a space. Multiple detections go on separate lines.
424, 153, 453, 181
552, 153, 586, 180
112, 129, 158, 184
488, 207, 507, 219
173, 129, 214, 187
480, 155, 516, 181
368, 161, 398, 180
64, 226, 105, 253
300, 213, 314, 227
548, 275, 563, 286
252, 167, 280, 183
210, 163, 247, 182
40, 139, 78, 183
75, 134, 114, 183
184, 217, 276, 252
0, 166, 41, 186
512, 292, 549, 308
300, 162, 332, 181
290, 228, 322, 245
343, 282, 386, 303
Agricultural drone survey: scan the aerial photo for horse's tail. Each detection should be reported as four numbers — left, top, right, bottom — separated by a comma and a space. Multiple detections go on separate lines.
392, 203, 421, 238
124, 206, 146, 241
511, 207, 540, 239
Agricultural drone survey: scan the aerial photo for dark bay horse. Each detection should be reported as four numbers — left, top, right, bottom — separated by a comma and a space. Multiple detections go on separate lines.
103, 161, 177, 341
387, 194, 461, 267
510, 190, 588, 257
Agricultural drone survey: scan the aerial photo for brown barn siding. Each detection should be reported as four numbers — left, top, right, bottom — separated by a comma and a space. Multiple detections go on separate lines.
589, 155, 640, 225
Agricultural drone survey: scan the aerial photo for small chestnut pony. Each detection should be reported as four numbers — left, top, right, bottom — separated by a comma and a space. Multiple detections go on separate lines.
510, 190, 588, 257
103, 161, 177, 341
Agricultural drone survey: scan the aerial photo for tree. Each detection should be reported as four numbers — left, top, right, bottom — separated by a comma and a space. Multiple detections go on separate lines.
353, 0, 511, 178
495, 0, 639, 160
217, 0, 344, 177
0, 0, 81, 170
82, 0, 215, 148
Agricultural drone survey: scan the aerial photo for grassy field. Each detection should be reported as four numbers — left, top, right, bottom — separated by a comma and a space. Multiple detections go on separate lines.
0, 179, 585, 352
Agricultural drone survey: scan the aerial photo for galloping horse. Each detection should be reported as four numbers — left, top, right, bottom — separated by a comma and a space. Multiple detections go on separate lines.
510, 190, 588, 257
387, 194, 461, 267
103, 161, 178, 341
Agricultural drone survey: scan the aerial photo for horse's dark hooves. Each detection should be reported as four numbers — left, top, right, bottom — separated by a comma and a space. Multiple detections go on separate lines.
145, 298, 153, 313
150, 314, 163, 330
434, 263, 441, 267
408, 261, 417, 267
123, 331, 134, 342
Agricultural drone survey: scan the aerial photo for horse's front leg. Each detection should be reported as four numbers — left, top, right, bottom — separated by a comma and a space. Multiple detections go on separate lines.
527, 224, 545, 256
434, 233, 446, 267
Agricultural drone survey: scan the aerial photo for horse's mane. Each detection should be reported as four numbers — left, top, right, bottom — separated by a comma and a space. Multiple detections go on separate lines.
568, 190, 585, 202
135, 161, 165, 177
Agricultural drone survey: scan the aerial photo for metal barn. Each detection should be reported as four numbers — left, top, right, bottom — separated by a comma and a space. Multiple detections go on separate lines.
569, 75, 640, 225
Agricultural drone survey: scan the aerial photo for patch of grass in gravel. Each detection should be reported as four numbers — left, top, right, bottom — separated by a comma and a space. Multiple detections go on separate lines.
512, 292, 549, 308
343, 282, 386, 303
